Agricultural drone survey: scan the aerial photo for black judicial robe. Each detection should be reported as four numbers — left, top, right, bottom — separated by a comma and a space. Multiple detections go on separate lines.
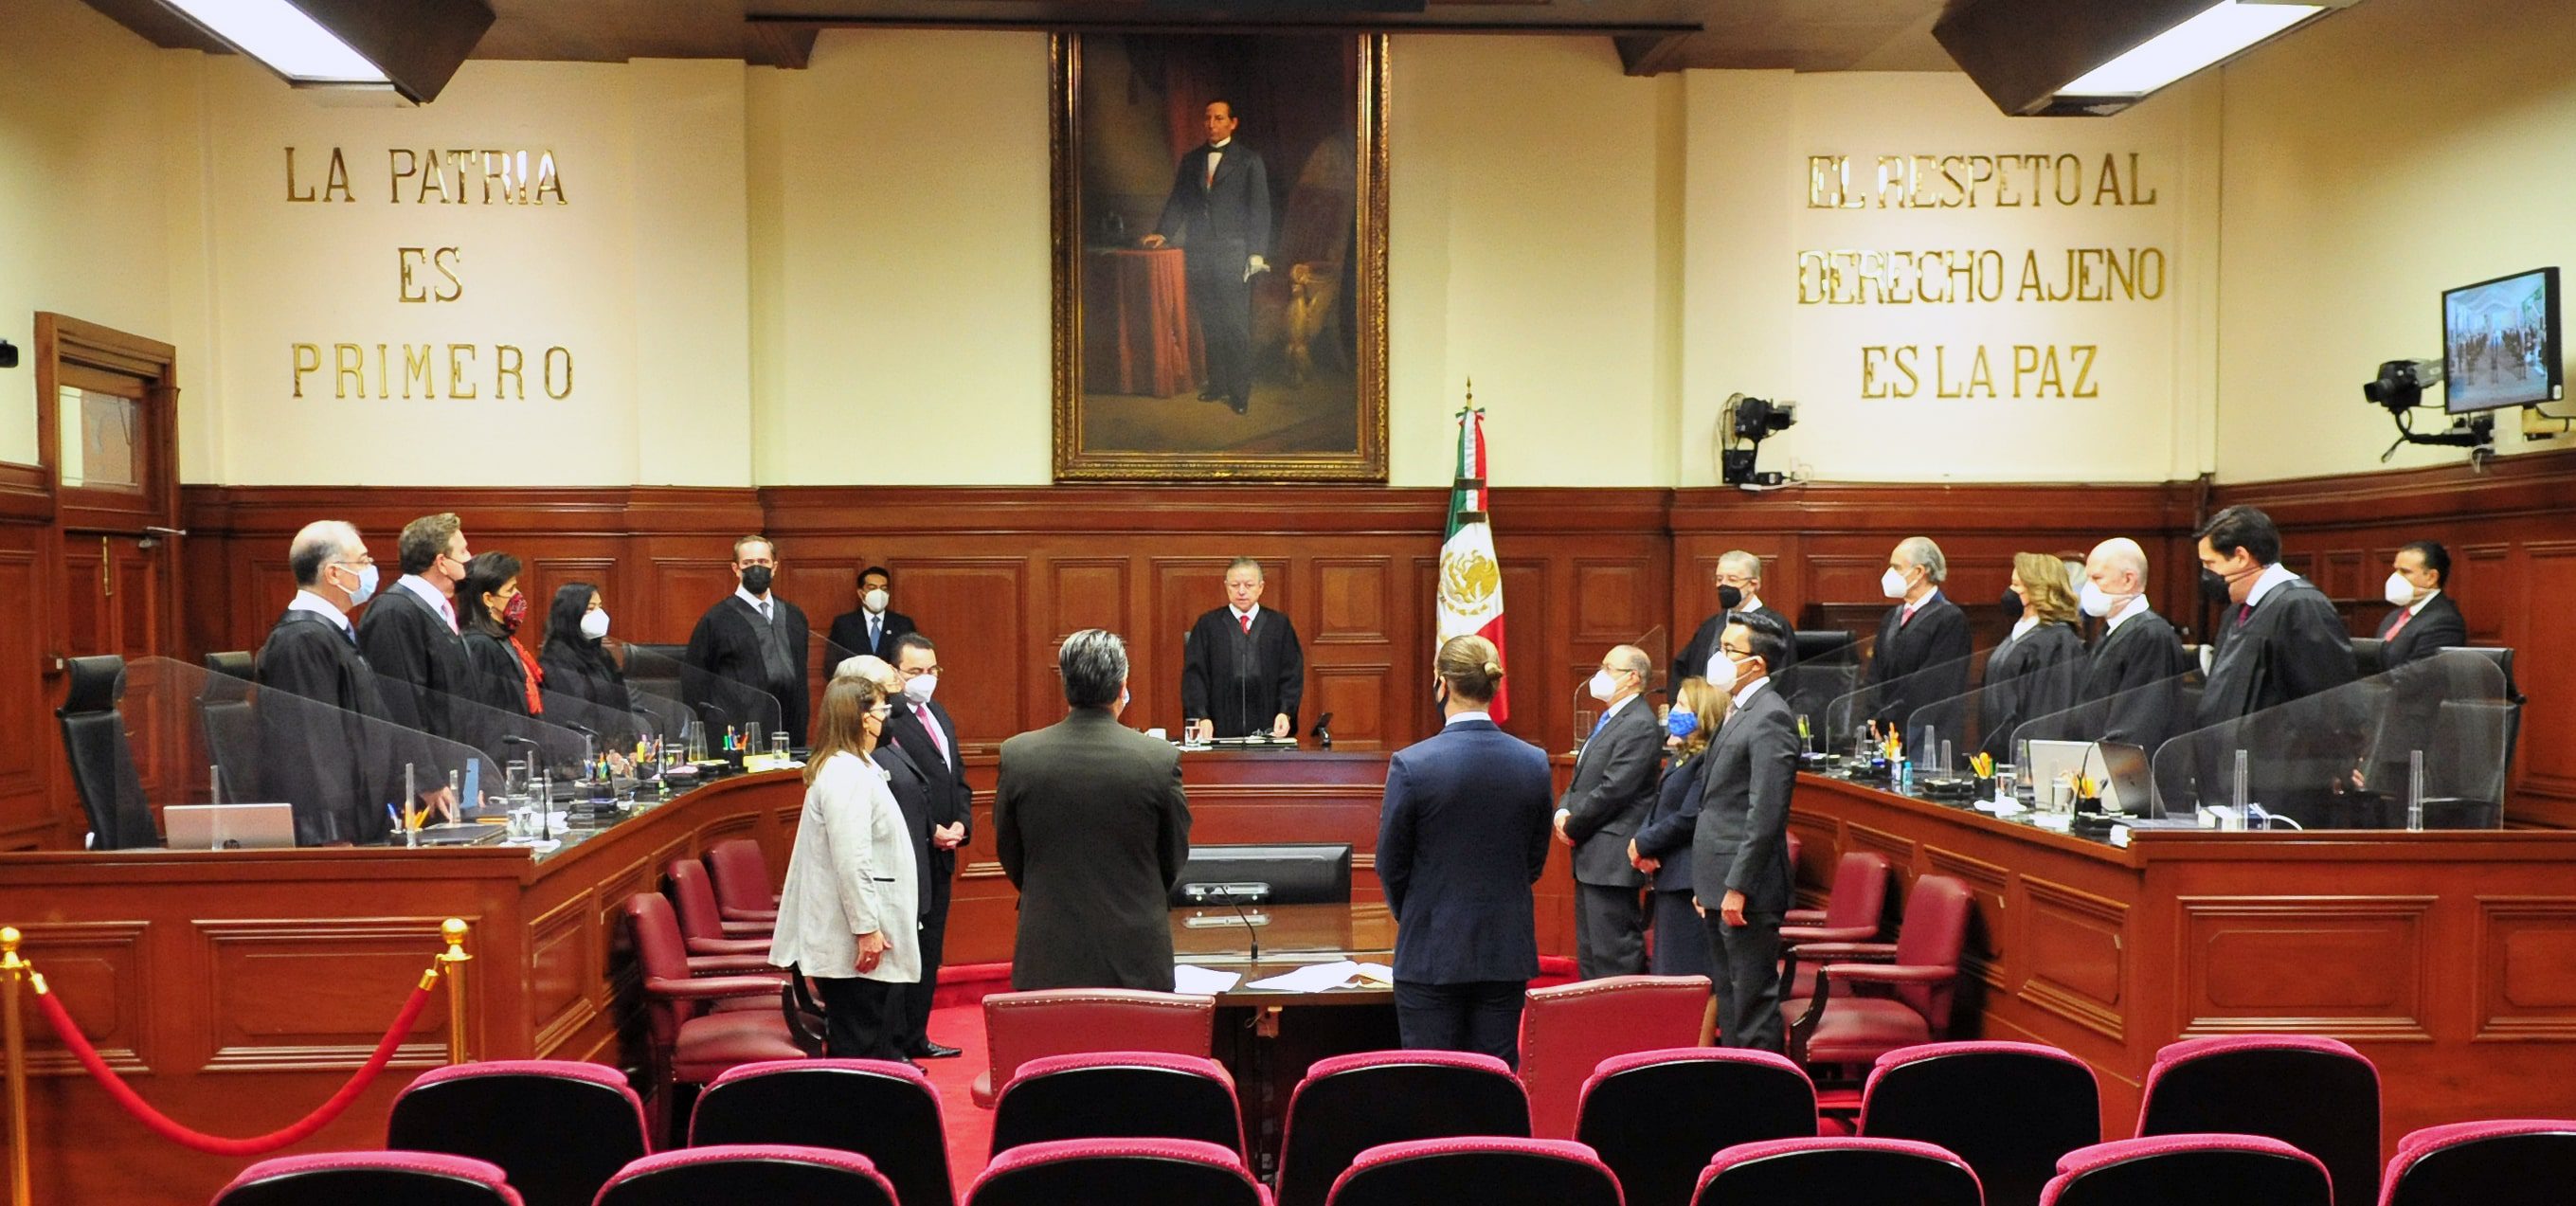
1673, 603, 1797, 688
253, 610, 400, 847
2074, 608, 2192, 755
1864, 593, 1973, 737
356, 585, 476, 744
459, 630, 534, 758
2377, 594, 2469, 670
685, 594, 812, 747
539, 639, 638, 747
1180, 607, 1305, 738
2194, 577, 2359, 820
1976, 621, 2086, 761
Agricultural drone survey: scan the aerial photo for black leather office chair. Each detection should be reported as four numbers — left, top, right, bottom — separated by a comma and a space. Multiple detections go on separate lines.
2349, 638, 2387, 677
1794, 629, 1859, 665
58, 656, 156, 850
200, 651, 262, 802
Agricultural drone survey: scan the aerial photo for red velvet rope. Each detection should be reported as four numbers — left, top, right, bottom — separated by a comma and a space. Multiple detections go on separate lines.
34, 972, 439, 1156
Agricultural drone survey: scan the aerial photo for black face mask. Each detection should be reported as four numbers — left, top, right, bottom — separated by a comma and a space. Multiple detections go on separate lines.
2001, 587, 2025, 616
741, 565, 774, 595
2198, 567, 2233, 606
1717, 585, 1744, 611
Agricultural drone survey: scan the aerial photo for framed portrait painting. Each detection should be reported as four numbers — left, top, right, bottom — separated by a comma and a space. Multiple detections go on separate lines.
1052, 32, 1390, 481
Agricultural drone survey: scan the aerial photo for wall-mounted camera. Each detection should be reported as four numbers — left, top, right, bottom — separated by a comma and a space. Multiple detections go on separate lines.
2363, 356, 2492, 465
0, 339, 19, 369
1721, 393, 1796, 487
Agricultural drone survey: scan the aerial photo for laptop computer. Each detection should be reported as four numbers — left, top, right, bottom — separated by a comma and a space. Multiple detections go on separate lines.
2025, 739, 2093, 802
163, 803, 296, 851
2083, 741, 2157, 818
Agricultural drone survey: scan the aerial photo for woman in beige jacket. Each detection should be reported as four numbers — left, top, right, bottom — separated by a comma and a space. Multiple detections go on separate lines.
768, 675, 919, 1059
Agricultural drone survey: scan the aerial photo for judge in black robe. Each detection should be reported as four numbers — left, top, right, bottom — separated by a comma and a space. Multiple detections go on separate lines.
2193, 509, 2361, 820
356, 577, 476, 744
685, 549, 812, 747
1181, 604, 1305, 739
1978, 620, 2085, 763
257, 607, 405, 846
1676, 602, 1796, 687
2074, 603, 2192, 755
1864, 540, 1974, 749
537, 584, 639, 748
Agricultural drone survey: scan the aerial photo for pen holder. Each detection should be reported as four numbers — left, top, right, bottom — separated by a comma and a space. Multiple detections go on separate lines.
1972, 775, 1997, 801
721, 747, 747, 774
2074, 793, 2102, 813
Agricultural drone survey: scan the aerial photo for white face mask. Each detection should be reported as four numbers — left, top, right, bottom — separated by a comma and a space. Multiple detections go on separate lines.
864, 588, 890, 614
2078, 580, 2120, 619
580, 608, 611, 639
1881, 567, 1910, 600
1587, 669, 1619, 703
2383, 571, 2419, 607
902, 673, 937, 706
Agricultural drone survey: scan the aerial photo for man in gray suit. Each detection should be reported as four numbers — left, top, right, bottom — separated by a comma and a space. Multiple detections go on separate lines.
1692, 612, 1800, 1052
995, 629, 1193, 991
1554, 644, 1659, 979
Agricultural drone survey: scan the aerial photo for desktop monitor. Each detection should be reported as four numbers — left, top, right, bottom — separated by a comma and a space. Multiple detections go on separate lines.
2442, 266, 2563, 413
1170, 843, 1352, 907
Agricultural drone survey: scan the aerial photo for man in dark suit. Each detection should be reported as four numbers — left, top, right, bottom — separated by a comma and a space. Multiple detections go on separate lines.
1691, 612, 1799, 1052
1555, 643, 1660, 980
685, 535, 814, 747
2193, 506, 2357, 820
1675, 549, 1795, 687
1376, 636, 1551, 1065
883, 632, 969, 1058
2074, 537, 2192, 755
1864, 536, 1973, 752
1142, 99, 1270, 414
2378, 540, 2468, 669
827, 565, 917, 663
355, 511, 476, 745
996, 629, 1192, 991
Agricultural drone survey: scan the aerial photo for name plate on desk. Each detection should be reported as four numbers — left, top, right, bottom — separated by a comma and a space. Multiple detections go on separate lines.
1184, 911, 1270, 928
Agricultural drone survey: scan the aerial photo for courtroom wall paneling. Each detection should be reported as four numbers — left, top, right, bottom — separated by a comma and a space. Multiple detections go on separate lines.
0, 517, 59, 847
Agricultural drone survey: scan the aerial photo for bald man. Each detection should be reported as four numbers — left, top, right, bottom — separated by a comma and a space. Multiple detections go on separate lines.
1555, 643, 1660, 979
2074, 538, 2192, 755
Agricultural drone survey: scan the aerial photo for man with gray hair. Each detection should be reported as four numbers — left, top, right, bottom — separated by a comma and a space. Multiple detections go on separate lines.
1181, 557, 1305, 742
1864, 536, 1973, 746
253, 521, 454, 845
1675, 549, 1797, 687
995, 630, 1193, 990
2074, 537, 2191, 754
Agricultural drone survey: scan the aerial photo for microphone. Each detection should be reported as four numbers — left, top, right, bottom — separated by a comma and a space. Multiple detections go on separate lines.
1184, 881, 1271, 962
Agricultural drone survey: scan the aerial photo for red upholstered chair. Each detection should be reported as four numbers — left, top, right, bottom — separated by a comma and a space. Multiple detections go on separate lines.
1326, 1138, 1620, 1206
620, 893, 805, 1139
387, 1060, 649, 1206
971, 988, 1216, 1107
1576, 1048, 1815, 1206
705, 838, 781, 923
964, 1138, 1268, 1206
667, 856, 773, 955
1860, 1041, 2100, 1206
1779, 852, 1891, 1001
690, 1058, 955, 1206
1519, 974, 1711, 1139
594, 1144, 900, 1206
1275, 1051, 1530, 1206
1788, 874, 1972, 1071
1692, 1136, 1980, 1206
991, 1052, 1245, 1159
211, 1152, 523, 1206
2381, 1119, 2576, 1206
2041, 1134, 2331, 1206
2135, 1035, 2382, 1206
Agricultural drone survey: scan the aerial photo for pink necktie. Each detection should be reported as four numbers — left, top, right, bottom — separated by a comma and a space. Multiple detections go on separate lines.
916, 703, 949, 767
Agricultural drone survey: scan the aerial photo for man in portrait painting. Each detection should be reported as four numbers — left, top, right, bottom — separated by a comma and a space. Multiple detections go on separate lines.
1143, 99, 1271, 416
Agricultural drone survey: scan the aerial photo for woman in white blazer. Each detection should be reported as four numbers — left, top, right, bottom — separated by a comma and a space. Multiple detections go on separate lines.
769, 674, 920, 1059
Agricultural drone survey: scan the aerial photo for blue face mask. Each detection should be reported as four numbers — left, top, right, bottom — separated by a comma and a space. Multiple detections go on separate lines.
341, 562, 379, 605
1666, 711, 1699, 740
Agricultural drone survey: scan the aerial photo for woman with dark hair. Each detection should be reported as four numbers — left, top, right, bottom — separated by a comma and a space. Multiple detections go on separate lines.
458, 552, 540, 729
538, 582, 634, 745
769, 675, 918, 1059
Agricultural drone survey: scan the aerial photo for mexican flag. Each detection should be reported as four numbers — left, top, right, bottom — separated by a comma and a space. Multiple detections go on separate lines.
1437, 405, 1507, 721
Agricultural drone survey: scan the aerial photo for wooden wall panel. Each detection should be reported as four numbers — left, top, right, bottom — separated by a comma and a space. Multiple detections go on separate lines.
0, 526, 59, 848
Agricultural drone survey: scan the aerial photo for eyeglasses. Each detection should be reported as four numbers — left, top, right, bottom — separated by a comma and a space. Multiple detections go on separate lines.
899, 665, 942, 678
865, 704, 892, 718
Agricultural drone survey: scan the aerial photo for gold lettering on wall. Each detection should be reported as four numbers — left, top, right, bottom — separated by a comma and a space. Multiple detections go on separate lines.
396, 247, 465, 303
286, 343, 577, 401
285, 148, 354, 203
1807, 153, 2157, 209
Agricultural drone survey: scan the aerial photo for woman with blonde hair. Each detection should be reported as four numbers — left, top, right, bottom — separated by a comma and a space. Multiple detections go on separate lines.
1627, 675, 1733, 977
1979, 551, 2088, 762
1375, 635, 1554, 1066
768, 675, 919, 1060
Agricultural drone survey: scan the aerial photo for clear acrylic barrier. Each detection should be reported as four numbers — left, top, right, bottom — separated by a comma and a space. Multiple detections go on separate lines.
1910, 658, 2091, 771
121, 656, 505, 848
622, 645, 784, 757
2148, 649, 2510, 829
408, 682, 594, 783
1771, 632, 1872, 753
1823, 647, 1992, 764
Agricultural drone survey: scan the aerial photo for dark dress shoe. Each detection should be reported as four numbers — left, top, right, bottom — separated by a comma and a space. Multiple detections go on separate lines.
911, 1041, 964, 1059
1228, 394, 1250, 414
1198, 388, 1222, 401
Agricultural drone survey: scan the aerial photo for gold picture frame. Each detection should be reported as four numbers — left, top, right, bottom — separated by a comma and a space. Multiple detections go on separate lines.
1051, 32, 1390, 482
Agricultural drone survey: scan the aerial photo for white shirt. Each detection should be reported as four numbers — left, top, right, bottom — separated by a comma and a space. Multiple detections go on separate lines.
1445, 710, 1492, 727
396, 574, 457, 632
287, 589, 351, 633
1731, 675, 1772, 711
2009, 615, 2040, 642
1737, 592, 1765, 614
1205, 137, 1231, 182
2405, 588, 2442, 616
1602, 692, 1643, 721
2103, 596, 2153, 634
2243, 563, 2300, 609
1230, 603, 1261, 627
735, 585, 774, 618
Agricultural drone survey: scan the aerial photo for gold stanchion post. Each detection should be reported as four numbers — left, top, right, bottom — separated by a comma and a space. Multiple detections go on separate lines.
436, 919, 472, 1065
3, 926, 32, 1206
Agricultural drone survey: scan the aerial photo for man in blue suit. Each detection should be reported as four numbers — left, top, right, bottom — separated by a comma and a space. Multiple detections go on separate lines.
1377, 636, 1554, 1066
1143, 99, 1271, 415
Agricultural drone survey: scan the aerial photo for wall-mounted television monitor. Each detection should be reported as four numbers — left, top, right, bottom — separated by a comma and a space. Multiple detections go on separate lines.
2442, 266, 2562, 414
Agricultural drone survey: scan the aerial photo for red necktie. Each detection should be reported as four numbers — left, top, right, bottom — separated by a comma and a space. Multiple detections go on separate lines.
2236, 603, 2254, 627
2386, 608, 2412, 640
1238, 612, 1252, 635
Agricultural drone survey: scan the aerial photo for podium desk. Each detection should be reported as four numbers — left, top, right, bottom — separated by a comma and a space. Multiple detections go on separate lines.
0, 767, 807, 1206
1789, 772, 2576, 1148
